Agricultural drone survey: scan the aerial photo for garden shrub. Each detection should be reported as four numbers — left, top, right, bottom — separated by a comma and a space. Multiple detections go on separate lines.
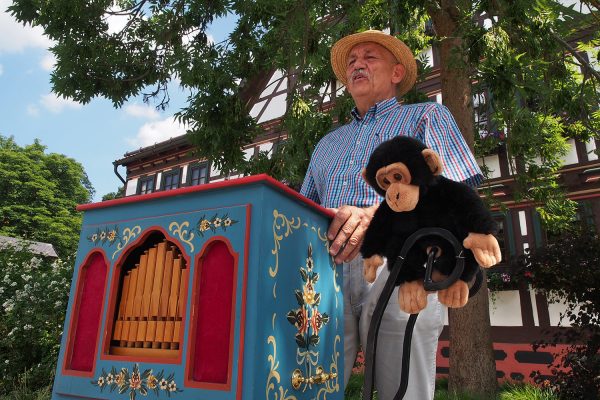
0, 243, 72, 395
523, 227, 600, 400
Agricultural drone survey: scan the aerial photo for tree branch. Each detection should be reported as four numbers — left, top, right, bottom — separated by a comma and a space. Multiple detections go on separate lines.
550, 29, 600, 83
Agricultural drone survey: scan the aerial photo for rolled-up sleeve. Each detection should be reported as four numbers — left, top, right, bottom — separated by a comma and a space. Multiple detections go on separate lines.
422, 104, 483, 187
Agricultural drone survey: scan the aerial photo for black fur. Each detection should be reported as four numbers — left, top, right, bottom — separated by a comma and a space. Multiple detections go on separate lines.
361, 136, 498, 285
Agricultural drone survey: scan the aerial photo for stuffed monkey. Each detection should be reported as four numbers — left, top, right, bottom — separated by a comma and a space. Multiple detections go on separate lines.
360, 136, 501, 314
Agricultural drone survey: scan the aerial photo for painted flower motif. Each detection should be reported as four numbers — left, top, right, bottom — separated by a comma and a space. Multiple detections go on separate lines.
524, 271, 533, 278
501, 273, 511, 283
168, 380, 177, 392
199, 219, 211, 232
213, 217, 222, 227
306, 257, 314, 271
107, 230, 117, 242
224, 217, 232, 227
129, 371, 141, 389
97, 377, 105, 387
106, 373, 114, 385
100, 231, 107, 240
303, 284, 316, 305
147, 374, 157, 389
310, 308, 325, 335
160, 378, 168, 390
293, 307, 309, 334
115, 371, 126, 387
91, 233, 98, 242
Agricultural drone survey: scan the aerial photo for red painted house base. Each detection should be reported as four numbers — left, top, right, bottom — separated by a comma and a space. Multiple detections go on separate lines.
436, 341, 570, 383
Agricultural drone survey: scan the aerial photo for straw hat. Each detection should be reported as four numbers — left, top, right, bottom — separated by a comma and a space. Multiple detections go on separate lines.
330, 30, 417, 97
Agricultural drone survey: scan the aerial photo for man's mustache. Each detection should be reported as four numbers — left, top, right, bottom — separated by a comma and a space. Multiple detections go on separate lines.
351, 68, 369, 80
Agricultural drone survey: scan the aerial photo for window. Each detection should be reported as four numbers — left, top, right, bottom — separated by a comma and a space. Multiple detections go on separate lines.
162, 169, 181, 191
189, 163, 209, 186
138, 176, 155, 195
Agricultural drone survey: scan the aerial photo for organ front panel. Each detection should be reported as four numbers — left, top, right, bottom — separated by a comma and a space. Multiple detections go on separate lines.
52, 176, 341, 400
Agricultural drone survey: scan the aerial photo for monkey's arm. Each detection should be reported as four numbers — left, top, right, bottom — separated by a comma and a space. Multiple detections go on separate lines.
360, 203, 394, 282
360, 203, 393, 258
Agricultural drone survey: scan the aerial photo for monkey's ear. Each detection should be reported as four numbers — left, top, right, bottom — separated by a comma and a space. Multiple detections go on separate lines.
422, 149, 444, 176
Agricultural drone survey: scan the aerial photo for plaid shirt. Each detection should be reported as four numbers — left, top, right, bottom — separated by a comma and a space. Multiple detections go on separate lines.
300, 98, 483, 208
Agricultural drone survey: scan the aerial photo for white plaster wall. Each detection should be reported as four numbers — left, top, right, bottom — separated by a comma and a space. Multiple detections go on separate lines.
125, 178, 138, 196
479, 154, 501, 179
586, 139, 598, 161
259, 142, 274, 153
562, 138, 579, 166
256, 93, 287, 123
181, 165, 188, 184
419, 47, 434, 68
489, 290, 523, 326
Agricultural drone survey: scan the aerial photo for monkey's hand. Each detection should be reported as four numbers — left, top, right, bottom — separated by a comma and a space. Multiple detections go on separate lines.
363, 255, 384, 283
438, 280, 469, 308
398, 280, 428, 314
463, 233, 502, 268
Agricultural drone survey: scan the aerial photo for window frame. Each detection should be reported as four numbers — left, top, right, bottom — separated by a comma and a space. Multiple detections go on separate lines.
161, 168, 182, 191
187, 162, 210, 186
137, 175, 156, 195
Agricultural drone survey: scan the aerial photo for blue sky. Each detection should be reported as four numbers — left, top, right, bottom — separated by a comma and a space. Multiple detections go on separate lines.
0, 0, 235, 201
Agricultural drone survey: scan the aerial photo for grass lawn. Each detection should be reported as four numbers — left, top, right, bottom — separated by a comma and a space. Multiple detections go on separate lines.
344, 374, 557, 400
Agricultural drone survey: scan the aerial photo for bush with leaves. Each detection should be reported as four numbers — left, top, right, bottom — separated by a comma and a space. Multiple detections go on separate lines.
523, 227, 600, 399
0, 243, 72, 395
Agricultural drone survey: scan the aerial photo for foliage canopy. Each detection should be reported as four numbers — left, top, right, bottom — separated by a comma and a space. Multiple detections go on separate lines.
8, 0, 600, 232
0, 135, 94, 256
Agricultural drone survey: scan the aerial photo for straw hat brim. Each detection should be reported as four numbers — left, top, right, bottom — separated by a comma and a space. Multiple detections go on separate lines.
331, 30, 417, 97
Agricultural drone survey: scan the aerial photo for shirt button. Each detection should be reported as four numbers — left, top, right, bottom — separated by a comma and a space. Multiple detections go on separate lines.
356, 141, 360, 145
349, 160, 354, 165
342, 181, 347, 186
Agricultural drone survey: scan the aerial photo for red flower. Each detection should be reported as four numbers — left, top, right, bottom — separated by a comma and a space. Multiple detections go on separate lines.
294, 307, 309, 334
310, 308, 324, 335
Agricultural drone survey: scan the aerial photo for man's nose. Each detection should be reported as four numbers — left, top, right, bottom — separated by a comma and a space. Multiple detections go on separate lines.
353, 57, 367, 69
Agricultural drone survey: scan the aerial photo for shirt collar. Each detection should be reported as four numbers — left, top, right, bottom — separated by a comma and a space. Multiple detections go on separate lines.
351, 97, 399, 122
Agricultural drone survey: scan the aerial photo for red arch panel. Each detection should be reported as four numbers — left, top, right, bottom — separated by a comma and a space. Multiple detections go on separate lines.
191, 240, 235, 384
68, 252, 108, 371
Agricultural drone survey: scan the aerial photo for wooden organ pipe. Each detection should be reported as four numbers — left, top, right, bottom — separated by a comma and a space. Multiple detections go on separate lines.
111, 240, 187, 356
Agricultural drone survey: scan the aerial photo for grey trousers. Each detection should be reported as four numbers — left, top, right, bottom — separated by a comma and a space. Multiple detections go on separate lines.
343, 257, 445, 400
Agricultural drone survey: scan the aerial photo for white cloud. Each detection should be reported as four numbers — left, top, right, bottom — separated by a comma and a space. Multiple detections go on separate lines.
124, 103, 161, 120
0, 0, 53, 54
40, 93, 82, 113
126, 117, 186, 148
40, 52, 56, 71
105, 5, 130, 35
26, 104, 39, 117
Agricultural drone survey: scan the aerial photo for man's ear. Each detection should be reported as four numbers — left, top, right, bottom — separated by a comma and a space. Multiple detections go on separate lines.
422, 149, 443, 176
391, 63, 406, 85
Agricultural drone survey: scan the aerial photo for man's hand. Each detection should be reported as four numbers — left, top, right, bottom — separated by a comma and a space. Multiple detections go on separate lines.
327, 204, 378, 264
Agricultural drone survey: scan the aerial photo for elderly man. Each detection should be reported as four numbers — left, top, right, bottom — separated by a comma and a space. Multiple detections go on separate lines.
300, 30, 483, 399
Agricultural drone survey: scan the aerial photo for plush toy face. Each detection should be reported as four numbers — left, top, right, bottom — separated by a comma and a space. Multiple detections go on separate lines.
363, 137, 444, 212
374, 161, 419, 212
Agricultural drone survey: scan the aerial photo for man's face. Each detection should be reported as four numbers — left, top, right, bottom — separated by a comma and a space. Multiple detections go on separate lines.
344, 42, 405, 105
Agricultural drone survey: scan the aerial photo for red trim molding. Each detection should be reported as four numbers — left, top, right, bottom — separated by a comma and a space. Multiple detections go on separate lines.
77, 174, 334, 219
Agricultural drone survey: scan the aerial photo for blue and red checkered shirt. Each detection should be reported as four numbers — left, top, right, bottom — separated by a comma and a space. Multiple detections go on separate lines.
300, 98, 483, 208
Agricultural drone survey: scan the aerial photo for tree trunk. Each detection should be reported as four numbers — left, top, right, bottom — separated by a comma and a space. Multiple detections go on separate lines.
428, 1, 498, 397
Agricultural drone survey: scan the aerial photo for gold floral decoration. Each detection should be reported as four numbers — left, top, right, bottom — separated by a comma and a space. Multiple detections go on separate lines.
112, 226, 142, 259
92, 363, 181, 399
168, 221, 195, 252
